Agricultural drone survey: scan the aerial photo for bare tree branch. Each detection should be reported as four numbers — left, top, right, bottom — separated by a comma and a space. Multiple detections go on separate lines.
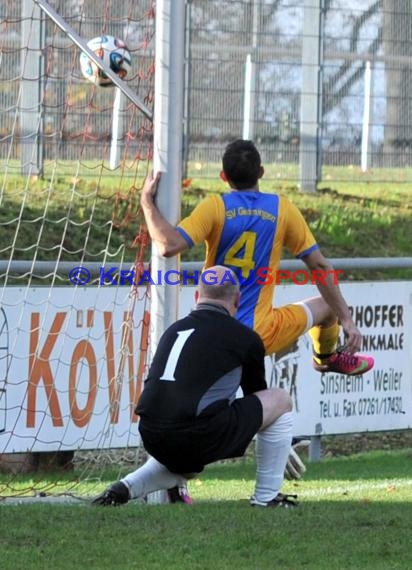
323, 0, 383, 101
323, 31, 382, 116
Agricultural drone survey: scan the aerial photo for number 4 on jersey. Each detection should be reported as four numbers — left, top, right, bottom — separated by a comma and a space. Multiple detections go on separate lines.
223, 231, 256, 278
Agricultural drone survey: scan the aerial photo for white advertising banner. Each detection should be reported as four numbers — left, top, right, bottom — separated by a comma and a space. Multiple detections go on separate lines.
0, 281, 411, 453
0, 287, 148, 453
181, 281, 412, 437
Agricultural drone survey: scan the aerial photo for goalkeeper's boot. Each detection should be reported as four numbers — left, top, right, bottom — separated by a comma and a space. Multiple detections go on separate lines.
167, 482, 193, 505
250, 492, 298, 508
313, 349, 374, 376
91, 480, 130, 506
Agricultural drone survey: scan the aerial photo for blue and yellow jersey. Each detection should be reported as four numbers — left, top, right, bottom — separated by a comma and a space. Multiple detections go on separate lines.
177, 191, 318, 333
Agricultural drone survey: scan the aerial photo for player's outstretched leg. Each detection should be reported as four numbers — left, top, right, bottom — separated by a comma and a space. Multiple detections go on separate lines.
302, 306, 374, 376
91, 457, 194, 506
92, 480, 194, 506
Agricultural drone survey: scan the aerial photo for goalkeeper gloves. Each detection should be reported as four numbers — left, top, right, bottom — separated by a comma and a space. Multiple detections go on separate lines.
284, 439, 310, 480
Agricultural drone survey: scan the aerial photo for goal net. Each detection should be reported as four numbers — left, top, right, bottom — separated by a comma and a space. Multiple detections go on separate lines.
0, 0, 156, 501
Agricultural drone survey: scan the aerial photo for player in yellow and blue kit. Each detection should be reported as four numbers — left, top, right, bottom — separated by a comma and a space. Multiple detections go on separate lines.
176, 186, 318, 354
140, 139, 374, 377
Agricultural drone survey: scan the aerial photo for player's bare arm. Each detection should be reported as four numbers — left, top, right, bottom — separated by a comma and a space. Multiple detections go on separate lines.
302, 249, 362, 354
140, 171, 188, 257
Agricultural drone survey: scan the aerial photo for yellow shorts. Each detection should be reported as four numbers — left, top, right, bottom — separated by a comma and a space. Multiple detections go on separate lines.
256, 303, 309, 355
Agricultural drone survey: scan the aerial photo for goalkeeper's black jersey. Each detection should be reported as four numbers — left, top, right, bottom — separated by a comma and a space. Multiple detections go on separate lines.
136, 303, 266, 425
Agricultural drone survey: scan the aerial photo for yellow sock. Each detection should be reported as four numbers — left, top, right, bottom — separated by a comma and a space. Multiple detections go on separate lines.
309, 323, 340, 362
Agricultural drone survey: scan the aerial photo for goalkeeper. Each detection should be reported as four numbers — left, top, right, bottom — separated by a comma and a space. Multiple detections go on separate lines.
93, 266, 298, 508
140, 139, 374, 378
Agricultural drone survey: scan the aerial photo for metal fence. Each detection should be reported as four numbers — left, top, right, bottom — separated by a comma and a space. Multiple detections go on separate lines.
185, 0, 412, 184
1, 0, 412, 186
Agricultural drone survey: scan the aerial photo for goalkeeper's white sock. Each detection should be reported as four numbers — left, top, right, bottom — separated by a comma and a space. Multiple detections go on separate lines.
121, 456, 185, 499
253, 411, 293, 503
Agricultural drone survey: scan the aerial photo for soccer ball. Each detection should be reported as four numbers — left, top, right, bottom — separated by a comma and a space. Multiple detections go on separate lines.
79, 35, 132, 87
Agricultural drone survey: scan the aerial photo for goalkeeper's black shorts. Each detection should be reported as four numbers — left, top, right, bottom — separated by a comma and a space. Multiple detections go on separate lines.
139, 395, 263, 475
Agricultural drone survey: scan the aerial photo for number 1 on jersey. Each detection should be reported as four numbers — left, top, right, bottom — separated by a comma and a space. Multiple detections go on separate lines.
160, 328, 195, 381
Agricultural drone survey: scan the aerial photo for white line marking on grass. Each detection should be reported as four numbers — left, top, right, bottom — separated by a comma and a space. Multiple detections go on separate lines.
300, 479, 412, 497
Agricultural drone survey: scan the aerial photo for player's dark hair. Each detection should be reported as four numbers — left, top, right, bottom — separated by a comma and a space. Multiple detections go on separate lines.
222, 139, 261, 189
